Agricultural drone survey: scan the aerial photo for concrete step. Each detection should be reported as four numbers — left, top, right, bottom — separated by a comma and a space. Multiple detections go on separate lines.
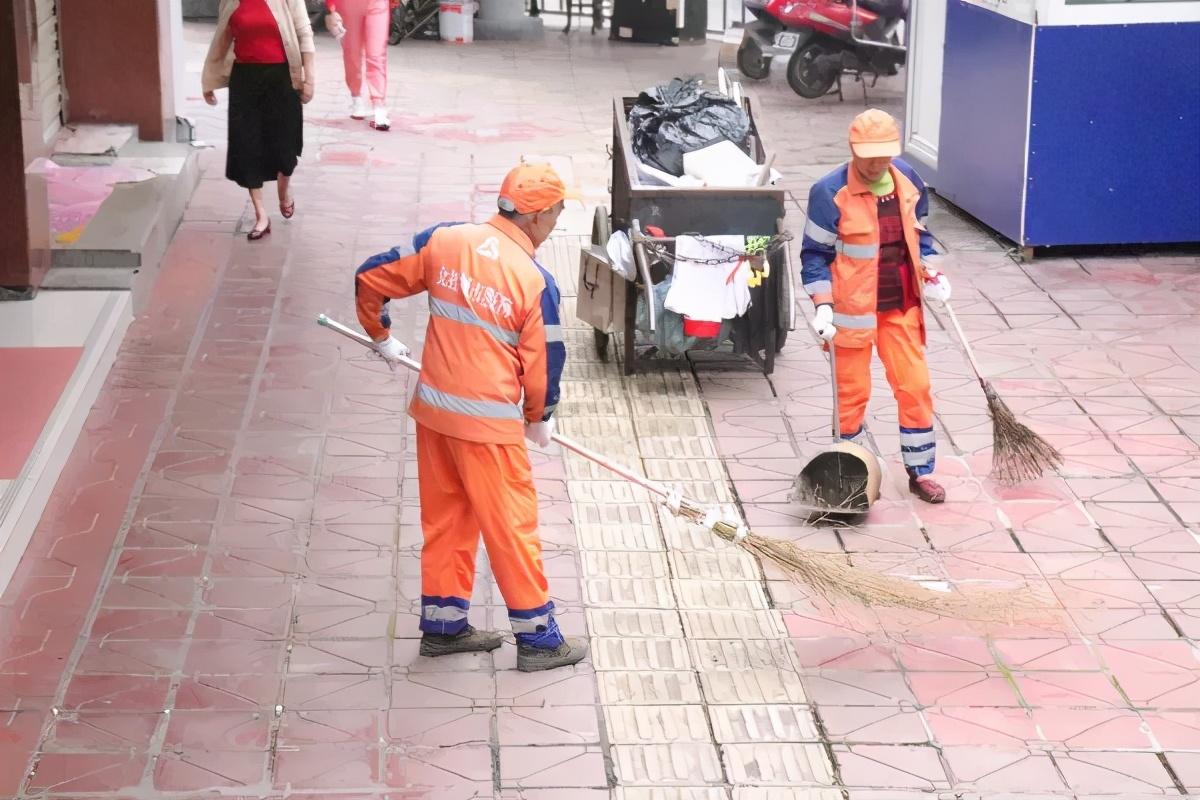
40, 139, 203, 296
52, 123, 138, 163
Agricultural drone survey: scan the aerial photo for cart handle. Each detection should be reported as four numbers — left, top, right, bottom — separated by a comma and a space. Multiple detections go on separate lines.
632, 233, 682, 244
828, 341, 841, 441
778, 216, 797, 332
631, 219, 657, 333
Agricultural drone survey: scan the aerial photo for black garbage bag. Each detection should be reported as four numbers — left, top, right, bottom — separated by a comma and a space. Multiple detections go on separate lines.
628, 78, 752, 177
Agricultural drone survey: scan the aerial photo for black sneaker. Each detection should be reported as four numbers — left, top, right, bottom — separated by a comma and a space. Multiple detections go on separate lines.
419, 625, 504, 657
517, 637, 589, 672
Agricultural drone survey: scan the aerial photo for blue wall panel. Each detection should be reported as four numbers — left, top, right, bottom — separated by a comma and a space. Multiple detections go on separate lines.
937, 1, 1032, 243
1025, 23, 1200, 246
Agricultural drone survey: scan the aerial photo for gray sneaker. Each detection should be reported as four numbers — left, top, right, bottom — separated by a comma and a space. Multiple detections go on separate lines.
419, 625, 504, 657
517, 636, 590, 672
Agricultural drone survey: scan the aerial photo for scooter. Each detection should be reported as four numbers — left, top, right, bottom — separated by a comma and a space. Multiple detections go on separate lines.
736, 0, 907, 100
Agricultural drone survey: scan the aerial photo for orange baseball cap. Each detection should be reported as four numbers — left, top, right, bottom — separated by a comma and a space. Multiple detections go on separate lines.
498, 163, 566, 214
849, 109, 901, 159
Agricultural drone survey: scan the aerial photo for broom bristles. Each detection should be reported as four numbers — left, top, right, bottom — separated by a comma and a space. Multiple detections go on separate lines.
709, 523, 1054, 624
983, 382, 1063, 485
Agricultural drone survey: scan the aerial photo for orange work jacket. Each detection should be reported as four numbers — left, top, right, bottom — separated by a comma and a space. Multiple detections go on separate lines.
354, 215, 565, 445
800, 158, 938, 348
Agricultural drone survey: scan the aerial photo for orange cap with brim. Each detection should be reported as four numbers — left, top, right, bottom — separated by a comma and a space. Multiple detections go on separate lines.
497, 163, 567, 214
849, 109, 902, 159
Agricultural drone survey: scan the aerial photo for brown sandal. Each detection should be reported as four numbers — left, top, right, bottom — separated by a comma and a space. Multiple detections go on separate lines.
247, 222, 271, 241
909, 475, 946, 504
280, 199, 295, 219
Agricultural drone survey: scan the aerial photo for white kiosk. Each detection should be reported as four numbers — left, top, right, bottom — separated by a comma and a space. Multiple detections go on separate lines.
903, 0, 1200, 249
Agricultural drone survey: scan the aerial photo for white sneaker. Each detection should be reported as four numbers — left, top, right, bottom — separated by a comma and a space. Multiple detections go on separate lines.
371, 105, 391, 131
350, 97, 369, 119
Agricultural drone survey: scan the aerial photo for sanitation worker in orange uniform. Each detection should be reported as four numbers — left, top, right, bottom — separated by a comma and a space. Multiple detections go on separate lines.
354, 163, 587, 671
801, 109, 953, 504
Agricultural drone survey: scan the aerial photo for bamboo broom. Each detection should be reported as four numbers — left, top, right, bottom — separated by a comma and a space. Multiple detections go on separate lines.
939, 302, 1063, 485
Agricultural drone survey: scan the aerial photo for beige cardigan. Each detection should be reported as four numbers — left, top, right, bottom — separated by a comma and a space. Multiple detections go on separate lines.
202, 0, 316, 94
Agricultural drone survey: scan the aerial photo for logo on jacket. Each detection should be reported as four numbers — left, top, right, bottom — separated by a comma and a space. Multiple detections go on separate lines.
476, 237, 500, 261
436, 266, 516, 320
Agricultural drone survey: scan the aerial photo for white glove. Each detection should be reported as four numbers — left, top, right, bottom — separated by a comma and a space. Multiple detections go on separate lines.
811, 304, 836, 342
923, 268, 951, 307
374, 335, 409, 363
665, 488, 683, 515
525, 418, 556, 448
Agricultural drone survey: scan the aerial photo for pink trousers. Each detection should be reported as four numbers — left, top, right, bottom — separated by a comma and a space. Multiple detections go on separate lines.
339, 0, 389, 104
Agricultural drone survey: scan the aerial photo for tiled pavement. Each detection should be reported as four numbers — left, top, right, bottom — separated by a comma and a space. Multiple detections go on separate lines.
2, 22, 1200, 800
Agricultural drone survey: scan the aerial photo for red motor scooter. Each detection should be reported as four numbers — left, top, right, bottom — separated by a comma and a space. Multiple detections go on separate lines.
735, 0, 907, 99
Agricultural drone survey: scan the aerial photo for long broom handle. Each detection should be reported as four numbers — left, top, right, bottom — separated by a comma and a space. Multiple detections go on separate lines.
941, 301, 987, 388
315, 314, 676, 503
827, 341, 840, 440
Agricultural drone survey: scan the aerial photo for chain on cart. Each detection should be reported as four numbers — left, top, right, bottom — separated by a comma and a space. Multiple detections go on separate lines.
638, 231, 794, 266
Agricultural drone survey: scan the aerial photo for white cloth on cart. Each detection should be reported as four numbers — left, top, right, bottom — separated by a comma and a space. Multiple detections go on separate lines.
605, 231, 636, 280
664, 235, 751, 322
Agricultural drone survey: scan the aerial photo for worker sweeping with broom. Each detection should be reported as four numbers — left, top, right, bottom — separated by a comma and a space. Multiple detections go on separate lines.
322, 154, 1050, 628
352, 162, 588, 672
801, 109, 953, 504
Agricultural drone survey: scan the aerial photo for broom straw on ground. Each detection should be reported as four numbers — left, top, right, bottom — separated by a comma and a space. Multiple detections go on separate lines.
939, 301, 1063, 484
316, 313, 1051, 622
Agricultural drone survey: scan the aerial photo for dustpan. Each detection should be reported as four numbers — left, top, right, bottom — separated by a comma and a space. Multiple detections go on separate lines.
791, 343, 881, 514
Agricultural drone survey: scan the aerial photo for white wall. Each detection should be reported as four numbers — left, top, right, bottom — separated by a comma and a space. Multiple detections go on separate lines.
903, 0, 946, 175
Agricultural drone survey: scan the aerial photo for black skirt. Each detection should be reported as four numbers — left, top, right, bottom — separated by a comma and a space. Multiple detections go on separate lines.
226, 62, 303, 190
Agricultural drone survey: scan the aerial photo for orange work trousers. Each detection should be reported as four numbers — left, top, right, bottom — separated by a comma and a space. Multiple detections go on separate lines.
834, 305, 936, 476
415, 424, 554, 638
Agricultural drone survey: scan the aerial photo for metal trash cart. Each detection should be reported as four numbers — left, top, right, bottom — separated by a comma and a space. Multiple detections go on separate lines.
583, 94, 795, 376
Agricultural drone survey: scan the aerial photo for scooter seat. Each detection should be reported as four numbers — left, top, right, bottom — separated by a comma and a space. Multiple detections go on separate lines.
856, 0, 907, 19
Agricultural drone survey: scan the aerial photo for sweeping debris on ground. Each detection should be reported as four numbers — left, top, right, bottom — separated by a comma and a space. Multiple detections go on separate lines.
675, 493, 1050, 624
317, 313, 1053, 624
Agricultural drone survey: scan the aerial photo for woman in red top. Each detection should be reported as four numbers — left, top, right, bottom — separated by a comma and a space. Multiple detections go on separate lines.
202, 0, 315, 240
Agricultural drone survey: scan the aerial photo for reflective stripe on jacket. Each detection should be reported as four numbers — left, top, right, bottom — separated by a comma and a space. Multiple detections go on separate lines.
354, 215, 565, 445
800, 158, 937, 348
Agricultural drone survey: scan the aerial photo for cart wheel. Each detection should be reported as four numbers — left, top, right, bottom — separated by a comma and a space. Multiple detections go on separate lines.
592, 205, 611, 248
594, 329, 610, 362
